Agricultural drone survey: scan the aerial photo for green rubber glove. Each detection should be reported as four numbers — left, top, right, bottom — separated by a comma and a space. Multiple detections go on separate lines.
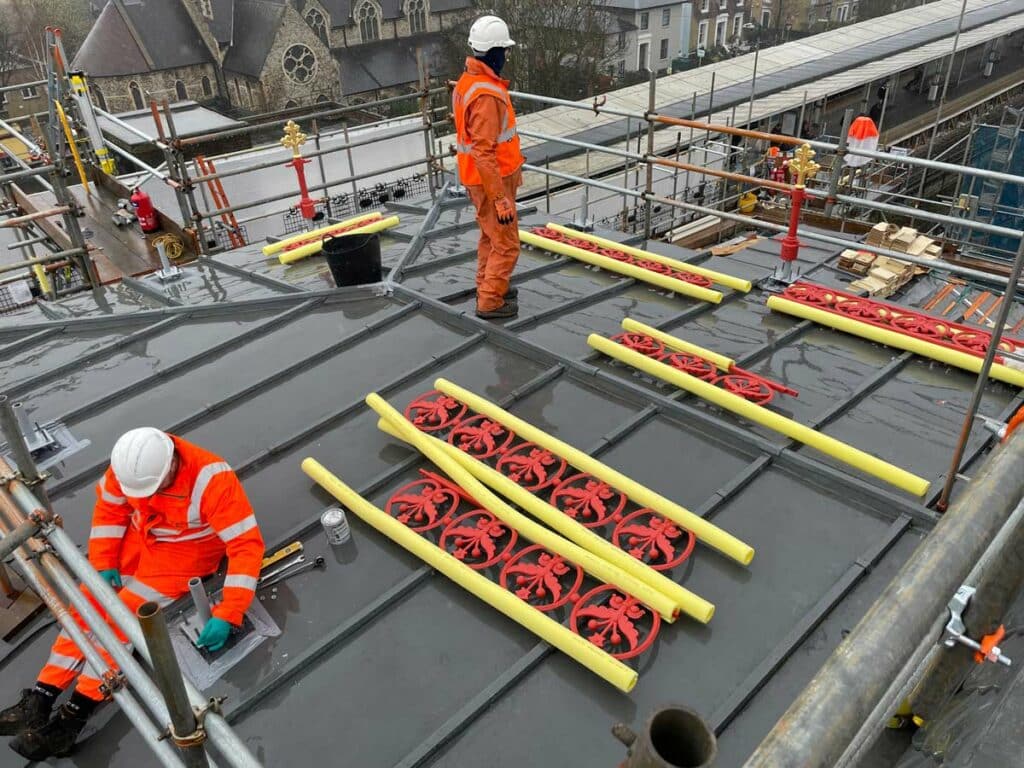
98, 569, 122, 588
195, 617, 232, 652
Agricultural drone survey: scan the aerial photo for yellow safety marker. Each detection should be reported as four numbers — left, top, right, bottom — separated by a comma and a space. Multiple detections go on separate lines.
377, 415, 713, 624
435, 379, 755, 566
587, 334, 932, 498
546, 223, 753, 293
54, 100, 90, 194
622, 318, 734, 371
302, 458, 638, 692
262, 212, 383, 255
277, 216, 401, 265
767, 296, 1024, 390
520, 229, 723, 305
367, 394, 681, 623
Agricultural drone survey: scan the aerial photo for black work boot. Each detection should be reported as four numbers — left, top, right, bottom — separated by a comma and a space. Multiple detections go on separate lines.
10, 696, 93, 760
0, 688, 55, 736
504, 286, 518, 300
476, 300, 518, 320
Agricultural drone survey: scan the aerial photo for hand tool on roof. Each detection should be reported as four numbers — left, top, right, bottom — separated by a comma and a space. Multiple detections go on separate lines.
258, 557, 326, 589
943, 585, 1011, 666
261, 541, 303, 571
258, 556, 305, 584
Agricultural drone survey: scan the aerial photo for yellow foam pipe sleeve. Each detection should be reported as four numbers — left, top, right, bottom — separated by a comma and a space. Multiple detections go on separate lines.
301, 458, 638, 692
278, 216, 401, 265
367, 395, 683, 623
376, 415, 713, 624
54, 101, 90, 193
545, 223, 753, 293
767, 296, 1024, 390
262, 211, 383, 255
587, 334, 932, 498
621, 318, 735, 372
434, 379, 755, 566
519, 230, 723, 305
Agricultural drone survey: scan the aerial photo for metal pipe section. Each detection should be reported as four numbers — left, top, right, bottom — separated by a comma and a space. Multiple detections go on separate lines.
138, 602, 211, 768
509, 89, 642, 120
7, 233, 51, 250
0, 248, 88, 276
613, 706, 718, 768
93, 106, 166, 148
188, 576, 213, 624
938, 236, 1024, 510
0, 495, 185, 768
0, 518, 41, 560
0, 165, 58, 184
744, 428, 1024, 768
0, 395, 51, 513
0, 207, 72, 228
104, 142, 173, 183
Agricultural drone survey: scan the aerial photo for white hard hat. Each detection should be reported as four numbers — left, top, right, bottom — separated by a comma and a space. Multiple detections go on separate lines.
111, 428, 174, 498
468, 15, 515, 53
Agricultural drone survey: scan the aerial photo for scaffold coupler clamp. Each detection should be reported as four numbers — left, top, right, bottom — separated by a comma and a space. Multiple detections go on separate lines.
99, 670, 127, 698
943, 585, 1012, 667
160, 696, 225, 748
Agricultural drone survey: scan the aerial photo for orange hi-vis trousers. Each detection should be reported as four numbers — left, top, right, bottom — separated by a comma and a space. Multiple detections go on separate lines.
467, 170, 522, 312
37, 530, 192, 701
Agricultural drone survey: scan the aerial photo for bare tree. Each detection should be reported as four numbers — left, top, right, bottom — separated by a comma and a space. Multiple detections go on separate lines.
0, 15, 20, 91
10, 0, 93, 75
442, 0, 626, 106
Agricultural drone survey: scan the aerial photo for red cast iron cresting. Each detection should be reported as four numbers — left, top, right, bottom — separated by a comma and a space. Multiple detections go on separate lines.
611, 333, 799, 406
376, 390, 696, 659
529, 227, 715, 289
782, 282, 1024, 360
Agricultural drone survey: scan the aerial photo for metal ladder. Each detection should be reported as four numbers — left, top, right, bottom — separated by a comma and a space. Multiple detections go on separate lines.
974, 107, 1022, 238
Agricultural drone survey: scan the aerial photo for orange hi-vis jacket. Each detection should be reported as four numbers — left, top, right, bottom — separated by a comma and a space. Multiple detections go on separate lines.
89, 435, 263, 625
454, 57, 524, 196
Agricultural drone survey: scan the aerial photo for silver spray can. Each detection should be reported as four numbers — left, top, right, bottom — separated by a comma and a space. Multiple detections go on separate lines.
321, 505, 351, 545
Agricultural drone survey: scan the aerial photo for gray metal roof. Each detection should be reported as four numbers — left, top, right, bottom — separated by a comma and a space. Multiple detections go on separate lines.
71, 1, 152, 77
72, 0, 215, 75
97, 101, 245, 146
0, 191, 1019, 767
335, 32, 443, 95
210, 0, 237, 45
223, 0, 287, 78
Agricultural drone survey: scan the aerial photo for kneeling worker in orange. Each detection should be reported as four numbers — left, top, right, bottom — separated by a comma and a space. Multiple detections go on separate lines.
455, 14, 526, 319
1, 428, 264, 760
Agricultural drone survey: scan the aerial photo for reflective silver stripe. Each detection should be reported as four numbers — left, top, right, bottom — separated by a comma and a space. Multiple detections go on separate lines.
496, 127, 518, 144
456, 141, 472, 154
90, 525, 127, 539
218, 514, 257, 543
187, 461, 232, 527
123, 577, 174, 606
97, 484, 126, 506
463, 81, 506, 103
154, 527, 216, 543
223, 574, 257, 591
45, 651, 84, 672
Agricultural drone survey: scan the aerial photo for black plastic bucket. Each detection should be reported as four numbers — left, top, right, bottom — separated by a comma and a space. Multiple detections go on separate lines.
322, 232, 382, 287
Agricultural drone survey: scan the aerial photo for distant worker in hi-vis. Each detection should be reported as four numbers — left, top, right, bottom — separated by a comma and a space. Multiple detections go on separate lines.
0, 428, 264, 760
454, 15, 526, 319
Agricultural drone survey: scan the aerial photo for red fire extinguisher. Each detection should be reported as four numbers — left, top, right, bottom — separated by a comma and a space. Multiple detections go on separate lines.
130, 188, 160, 233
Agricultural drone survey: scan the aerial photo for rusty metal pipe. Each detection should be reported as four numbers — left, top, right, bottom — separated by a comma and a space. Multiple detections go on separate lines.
613, 706, 718, 767
137, 601, 210, 768
651, 155, 792, 193
0, 207, 72, 228
651, 114, 805, 147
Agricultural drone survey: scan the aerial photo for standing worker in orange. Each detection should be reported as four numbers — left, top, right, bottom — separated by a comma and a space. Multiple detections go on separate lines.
454, 15, 526, 319
0, 428, 264, 760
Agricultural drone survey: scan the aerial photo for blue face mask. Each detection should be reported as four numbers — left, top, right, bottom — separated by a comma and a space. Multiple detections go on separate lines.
477, 46, 507, 77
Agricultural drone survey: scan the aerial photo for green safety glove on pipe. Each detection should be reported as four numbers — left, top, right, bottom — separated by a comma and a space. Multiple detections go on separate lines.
196, 617, 232, 652
98, 569, 122, 588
